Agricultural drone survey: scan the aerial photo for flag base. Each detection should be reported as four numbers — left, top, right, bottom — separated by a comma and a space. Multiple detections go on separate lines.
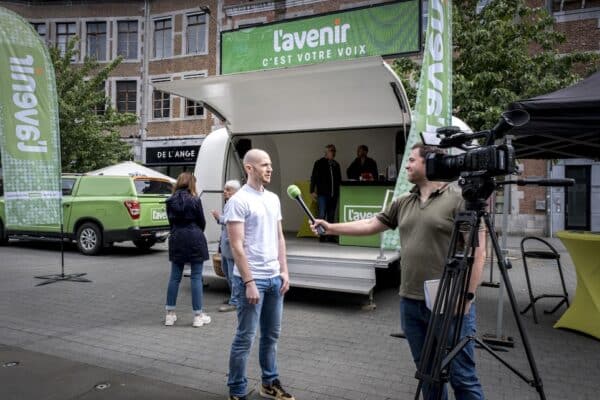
35, 273, 91, 286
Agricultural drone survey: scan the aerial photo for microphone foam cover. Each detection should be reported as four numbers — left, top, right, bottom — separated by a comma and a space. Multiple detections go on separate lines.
286, 184, 301, 199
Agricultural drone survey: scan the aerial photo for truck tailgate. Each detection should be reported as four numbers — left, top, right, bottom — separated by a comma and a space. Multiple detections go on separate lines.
137, 196, 169, 227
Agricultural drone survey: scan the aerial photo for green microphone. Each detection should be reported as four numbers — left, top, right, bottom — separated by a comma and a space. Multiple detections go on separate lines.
286, 184, 325, 235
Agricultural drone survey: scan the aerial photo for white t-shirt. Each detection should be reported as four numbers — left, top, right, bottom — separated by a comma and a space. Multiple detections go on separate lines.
224, 184, 282, 279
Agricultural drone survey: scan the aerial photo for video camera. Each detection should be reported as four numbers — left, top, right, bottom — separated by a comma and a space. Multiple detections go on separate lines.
421, 110, 530, 182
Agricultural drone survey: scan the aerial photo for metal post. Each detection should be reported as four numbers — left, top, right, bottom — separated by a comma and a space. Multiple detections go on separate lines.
495, 180, 510, 339
547, 161, 553, 238
139, 0, 151, 145
482, 138, 514, 347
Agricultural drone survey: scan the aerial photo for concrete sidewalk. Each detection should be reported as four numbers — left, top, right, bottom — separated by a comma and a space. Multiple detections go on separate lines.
0, 344, 222, 400
0, 235, 598, 400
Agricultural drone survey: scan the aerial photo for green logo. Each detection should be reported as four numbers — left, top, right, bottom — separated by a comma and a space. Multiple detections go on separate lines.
344, 205, 381, 222
152, 208, 167, 221
221, 1, 420, 74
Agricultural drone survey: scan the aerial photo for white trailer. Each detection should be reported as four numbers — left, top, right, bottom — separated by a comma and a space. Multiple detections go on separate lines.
154, 57, 412, 300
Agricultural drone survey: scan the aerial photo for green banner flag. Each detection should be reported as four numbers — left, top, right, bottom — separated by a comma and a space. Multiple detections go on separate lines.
0, 6, 62, 227
222, 0, 420, 74
382, 0, 453, 250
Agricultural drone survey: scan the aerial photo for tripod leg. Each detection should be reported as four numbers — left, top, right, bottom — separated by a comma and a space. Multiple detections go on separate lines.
414, 211, 480, 400
483, 215, 547, 400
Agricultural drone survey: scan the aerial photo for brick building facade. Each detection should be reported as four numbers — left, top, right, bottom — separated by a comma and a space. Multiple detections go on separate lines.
2, 0, 598, 233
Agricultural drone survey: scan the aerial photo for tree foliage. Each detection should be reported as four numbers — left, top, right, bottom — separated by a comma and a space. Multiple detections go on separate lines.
50, 38, 136, 172
393, 0, 599, 131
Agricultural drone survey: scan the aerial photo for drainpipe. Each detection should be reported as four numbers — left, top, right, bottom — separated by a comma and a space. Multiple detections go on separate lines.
139, 0, 151, 158
215, 1, 222, 76
201, 2, 223, 130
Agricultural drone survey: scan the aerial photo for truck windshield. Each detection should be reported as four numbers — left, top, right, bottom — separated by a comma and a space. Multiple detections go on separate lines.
134, 179, 173, 195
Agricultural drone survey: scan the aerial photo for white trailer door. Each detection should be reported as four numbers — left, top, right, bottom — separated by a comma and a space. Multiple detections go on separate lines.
153, 56, 411, 135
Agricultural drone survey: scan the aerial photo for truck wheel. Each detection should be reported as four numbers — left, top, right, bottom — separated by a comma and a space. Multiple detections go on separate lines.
76, 222, 103, 255
133, 237, 157, 251
0, 220, 8, 245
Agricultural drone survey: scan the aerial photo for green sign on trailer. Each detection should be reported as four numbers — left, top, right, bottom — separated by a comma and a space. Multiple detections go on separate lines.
338, 184, 395, 248
221, 0, 420, 74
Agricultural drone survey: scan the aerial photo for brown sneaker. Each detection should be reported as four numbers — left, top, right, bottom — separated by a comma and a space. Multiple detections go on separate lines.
259, 379, 295, 400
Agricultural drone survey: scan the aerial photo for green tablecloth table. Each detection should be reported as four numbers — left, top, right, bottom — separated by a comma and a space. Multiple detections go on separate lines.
554, 231, 600, 339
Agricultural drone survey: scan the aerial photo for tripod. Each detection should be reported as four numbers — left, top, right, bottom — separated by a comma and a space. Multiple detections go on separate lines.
414, 173, 546, 400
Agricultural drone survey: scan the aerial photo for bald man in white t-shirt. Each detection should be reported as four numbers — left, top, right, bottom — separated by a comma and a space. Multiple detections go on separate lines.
224, 149, 295, 400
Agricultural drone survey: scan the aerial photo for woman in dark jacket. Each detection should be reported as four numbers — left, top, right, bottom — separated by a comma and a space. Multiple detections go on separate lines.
164, 172, 211, 327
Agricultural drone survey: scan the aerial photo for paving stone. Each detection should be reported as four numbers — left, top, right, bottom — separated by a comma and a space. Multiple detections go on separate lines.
0, 237, 598, 399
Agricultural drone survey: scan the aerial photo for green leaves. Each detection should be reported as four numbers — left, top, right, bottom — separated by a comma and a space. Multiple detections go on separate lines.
453, 0, 598, 131
50, 37, 136, 172
392, 0, 599, 132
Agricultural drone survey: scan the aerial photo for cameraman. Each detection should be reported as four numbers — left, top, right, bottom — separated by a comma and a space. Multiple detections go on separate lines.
311, 143, 486, 400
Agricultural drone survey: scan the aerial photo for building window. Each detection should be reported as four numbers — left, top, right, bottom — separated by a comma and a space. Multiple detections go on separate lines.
552, 0, 591, 12
186, 99, 204, 117
186, 13, 207, 54
153, 18, 172, 58
31, 22, 46, 41
182, 73, 206, 118
56, 22, 77, 57
86, 21, 107, 61
116, 81, 137, 113
117, 20, 138, 60
153, 90, 170, 119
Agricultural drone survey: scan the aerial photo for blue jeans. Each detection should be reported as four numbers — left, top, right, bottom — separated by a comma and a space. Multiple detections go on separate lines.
221, 256, 237, 306
165, 262, 204, 315
400, 297, 484, 400
228, 276, 283, 397
317, 195, 337, 223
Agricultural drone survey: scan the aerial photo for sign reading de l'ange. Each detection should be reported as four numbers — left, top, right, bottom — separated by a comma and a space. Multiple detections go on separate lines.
221, 0, 421, 74
145, 146, 200, 165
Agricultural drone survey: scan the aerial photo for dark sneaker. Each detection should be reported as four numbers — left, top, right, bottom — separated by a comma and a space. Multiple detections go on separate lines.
259, 379, 295, 400
228, 396, 247, 400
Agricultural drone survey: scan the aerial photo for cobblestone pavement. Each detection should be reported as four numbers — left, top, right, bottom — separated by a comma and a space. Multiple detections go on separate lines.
0, 236, 598, 399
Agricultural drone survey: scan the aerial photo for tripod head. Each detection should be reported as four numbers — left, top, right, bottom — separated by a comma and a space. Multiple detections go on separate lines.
457, 172, 496, 212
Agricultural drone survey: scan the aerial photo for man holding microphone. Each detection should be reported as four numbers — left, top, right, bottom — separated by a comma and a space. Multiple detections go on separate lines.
311, 143, 486, 400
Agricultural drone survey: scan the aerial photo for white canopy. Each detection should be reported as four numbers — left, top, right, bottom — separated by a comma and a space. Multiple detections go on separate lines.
86, 161, 176, 183
153, 56, 411, 135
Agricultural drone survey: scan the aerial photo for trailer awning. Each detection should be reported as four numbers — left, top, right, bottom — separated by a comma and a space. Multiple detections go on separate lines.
153, 57, 411, 135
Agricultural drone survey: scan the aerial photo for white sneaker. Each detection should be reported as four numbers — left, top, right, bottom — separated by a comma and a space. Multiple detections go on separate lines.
192, 313, 211, 327
165, 313, 177, 326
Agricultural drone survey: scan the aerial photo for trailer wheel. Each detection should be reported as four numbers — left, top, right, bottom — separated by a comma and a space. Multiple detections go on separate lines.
76, 222, 103, 255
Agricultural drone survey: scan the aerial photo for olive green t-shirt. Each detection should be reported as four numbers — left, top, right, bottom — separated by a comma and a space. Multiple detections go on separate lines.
376, 184, 464, 300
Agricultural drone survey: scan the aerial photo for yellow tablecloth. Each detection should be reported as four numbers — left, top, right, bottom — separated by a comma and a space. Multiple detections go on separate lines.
295, 180, 318, 238
554, 231, 600, 340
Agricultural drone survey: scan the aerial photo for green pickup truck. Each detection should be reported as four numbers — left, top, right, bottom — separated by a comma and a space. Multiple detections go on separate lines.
0, 174, 172, 255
